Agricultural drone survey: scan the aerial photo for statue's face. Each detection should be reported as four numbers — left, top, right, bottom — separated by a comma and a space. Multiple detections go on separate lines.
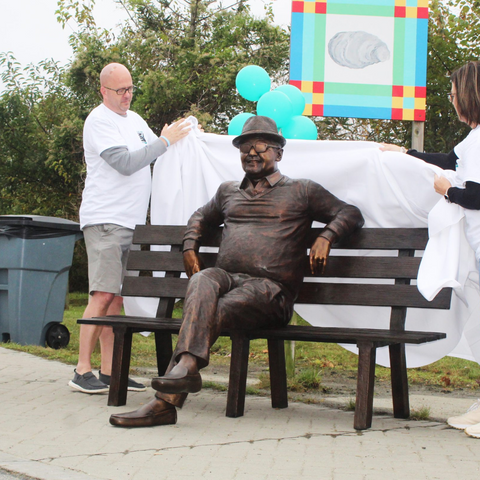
239, 135, 283, 180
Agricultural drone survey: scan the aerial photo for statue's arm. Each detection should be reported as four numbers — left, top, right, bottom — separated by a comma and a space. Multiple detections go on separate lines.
182, 185, 228, 277
183, 249, 203, 278
307, 181, 365, 274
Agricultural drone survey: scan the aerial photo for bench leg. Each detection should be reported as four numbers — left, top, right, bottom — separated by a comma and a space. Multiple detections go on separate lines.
354, 341, 376, 430
108, 325, 132, 407
226, 332, 250, 418
389, 343, 410, 419
267, 339, 288, 409
154, 332, 173, 376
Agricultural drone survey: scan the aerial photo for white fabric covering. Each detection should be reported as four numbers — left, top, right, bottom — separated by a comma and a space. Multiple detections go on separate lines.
124, 118, 480, 367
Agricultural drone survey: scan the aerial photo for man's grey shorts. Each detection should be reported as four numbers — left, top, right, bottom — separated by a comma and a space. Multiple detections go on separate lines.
83, 224, 134, 295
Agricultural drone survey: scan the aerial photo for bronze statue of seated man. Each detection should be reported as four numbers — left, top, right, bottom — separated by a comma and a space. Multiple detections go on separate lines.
110, 115, 364, 428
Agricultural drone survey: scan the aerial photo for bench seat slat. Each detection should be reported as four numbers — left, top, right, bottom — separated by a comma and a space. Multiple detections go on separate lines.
78, 317, 446, 345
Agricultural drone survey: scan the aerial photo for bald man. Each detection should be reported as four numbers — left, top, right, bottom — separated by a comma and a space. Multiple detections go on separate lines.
69, 63, 190, 394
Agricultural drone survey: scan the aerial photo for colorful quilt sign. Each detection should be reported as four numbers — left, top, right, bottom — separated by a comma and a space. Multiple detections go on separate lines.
289, 0, 429, 121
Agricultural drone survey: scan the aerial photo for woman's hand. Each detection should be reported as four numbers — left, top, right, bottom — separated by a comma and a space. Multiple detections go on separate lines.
379, 143, 407, 153
434, 174, 452, 196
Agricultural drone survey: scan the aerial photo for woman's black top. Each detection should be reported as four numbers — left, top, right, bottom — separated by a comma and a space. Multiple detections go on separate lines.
407, 149, 480, 210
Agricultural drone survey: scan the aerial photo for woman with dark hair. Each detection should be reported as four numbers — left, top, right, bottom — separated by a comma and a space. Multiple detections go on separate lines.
382, 61, 480, 439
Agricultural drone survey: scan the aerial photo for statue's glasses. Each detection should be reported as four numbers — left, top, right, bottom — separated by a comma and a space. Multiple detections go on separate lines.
239, 142, 282, 154
104, 85, 137, 95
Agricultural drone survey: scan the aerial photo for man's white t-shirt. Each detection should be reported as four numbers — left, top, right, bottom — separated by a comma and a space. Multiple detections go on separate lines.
80, 103, 158, 230
453, 125, 480, 261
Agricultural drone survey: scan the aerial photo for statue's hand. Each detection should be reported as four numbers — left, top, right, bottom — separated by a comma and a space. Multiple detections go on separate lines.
310, 236, 331, 275
183, 250, 203, 278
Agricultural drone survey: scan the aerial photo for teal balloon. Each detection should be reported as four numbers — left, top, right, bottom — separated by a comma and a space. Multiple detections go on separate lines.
228, 113, 255, 135
236, 66, 271, 102
256, 91, 293, 129
275, 84, 306, 116
282, 115, 318, 140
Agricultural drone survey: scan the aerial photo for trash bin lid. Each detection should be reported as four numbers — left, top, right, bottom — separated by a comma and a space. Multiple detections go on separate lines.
0, 215, 81, 239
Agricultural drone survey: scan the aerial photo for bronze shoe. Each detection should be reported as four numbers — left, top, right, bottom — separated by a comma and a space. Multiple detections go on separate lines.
151, 365, 202, 394
109, 397, 177, 428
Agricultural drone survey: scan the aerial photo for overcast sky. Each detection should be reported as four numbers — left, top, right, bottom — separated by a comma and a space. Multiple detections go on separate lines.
0, 0, 292, 73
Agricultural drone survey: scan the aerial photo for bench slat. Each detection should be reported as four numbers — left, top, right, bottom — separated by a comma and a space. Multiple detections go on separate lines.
133, 225, 221, 246
122, 276, 452, 309
326, 228, 428, 250
122, 276, 189, 298
133, 226, 429, 250
127, 251, 217, 271
128, 251, 423, 280
297, 283, 452, 309
78, 316, 446, 345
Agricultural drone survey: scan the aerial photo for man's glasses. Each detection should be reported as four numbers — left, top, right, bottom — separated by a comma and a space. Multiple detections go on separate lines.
239, 142, 282, 154
104, 85, 136, 95
447, 92, 455, 102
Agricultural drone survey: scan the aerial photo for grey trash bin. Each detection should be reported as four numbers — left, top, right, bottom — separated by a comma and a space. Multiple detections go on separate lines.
0, 215, 83, 348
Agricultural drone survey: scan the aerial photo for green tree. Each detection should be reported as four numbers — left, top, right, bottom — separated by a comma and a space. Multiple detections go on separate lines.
58, 0, 290, 133
0, 54, 85, 218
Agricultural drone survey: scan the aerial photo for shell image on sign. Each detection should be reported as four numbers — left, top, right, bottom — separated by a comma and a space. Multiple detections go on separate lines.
289, 0, 428, 121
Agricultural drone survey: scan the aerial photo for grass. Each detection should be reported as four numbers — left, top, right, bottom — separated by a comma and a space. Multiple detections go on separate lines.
2, 294, 480, 396
344, 398, 356, 411
410, 406, 431, 421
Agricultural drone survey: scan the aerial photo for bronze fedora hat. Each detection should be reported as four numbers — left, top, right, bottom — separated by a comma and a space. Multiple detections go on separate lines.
232, 115, 286, 148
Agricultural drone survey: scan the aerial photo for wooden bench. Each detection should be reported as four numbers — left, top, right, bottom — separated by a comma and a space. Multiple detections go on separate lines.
78, 225, 450, 430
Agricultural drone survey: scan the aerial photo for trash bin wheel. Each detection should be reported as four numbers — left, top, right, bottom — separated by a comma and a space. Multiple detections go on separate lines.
46, 324, 70, 349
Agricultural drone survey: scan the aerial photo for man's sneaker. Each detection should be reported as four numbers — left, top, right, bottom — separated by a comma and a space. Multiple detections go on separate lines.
465, 422, 480, 438
68, 370, 109, 394
447, 399, 480, 429
99, 371, 147, 392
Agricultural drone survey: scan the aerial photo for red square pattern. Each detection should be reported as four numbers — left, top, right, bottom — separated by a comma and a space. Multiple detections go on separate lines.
394, 6, 406, 17
289, 80, 302, 89
417, 7, 429, 18
391, 109, 404, 120
414, 110, 426, 121
415, 86, 427, 98
292, 1, 304, 12
313, 82, 324, 93
312, 105, 324, 116
315, 2, 327, 13
392, 85, 403, 97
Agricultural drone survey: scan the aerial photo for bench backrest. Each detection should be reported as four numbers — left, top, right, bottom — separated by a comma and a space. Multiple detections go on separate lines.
123, 226, 452, 323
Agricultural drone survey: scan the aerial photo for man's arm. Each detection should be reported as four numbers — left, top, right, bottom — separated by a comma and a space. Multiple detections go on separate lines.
101, 139, 167, 176
100, 118, 191, 176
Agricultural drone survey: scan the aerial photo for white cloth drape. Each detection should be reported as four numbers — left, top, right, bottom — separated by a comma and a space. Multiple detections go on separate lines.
124, 118, 480, 367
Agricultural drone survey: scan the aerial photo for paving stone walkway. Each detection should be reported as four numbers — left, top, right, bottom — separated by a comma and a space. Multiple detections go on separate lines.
0, 347, 479, 480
